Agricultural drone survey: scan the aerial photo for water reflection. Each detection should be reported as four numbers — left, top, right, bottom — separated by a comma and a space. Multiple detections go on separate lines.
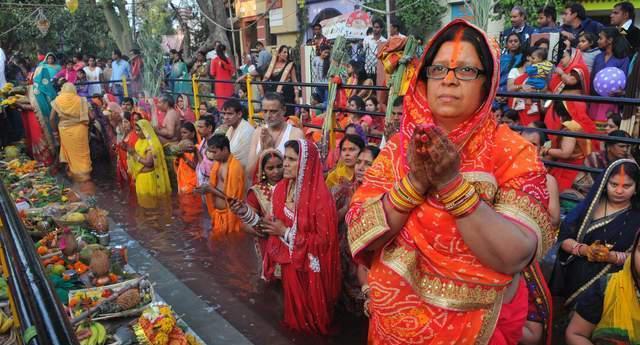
89, 167, 366, 345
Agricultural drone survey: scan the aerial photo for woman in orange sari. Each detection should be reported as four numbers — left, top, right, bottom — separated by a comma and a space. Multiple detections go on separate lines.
346, 20, 553, 345
174, 122, 201, 223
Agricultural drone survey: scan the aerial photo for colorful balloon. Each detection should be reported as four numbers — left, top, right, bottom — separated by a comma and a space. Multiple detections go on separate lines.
593, 67, 626, 97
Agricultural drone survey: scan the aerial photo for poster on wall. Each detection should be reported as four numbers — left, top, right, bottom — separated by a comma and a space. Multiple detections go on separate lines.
321, 10, 371, 40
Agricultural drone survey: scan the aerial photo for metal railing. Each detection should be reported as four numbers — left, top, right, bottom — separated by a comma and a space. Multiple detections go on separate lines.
0, 183, 79, 345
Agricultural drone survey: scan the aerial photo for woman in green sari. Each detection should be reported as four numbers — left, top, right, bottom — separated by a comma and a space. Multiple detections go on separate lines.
26, 53, 60, 164
169, 50, 191, 102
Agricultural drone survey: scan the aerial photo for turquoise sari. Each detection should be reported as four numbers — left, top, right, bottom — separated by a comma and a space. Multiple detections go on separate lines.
32, 55, 60, 136
170, 61, 192, 102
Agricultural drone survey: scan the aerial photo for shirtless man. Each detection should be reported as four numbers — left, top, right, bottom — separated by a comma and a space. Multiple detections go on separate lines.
247, 92, 303, 176
154, 95, 180, 144
197, 134, 245, 235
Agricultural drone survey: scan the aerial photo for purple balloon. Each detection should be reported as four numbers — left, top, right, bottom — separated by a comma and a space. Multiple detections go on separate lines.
594, 67, 626, 97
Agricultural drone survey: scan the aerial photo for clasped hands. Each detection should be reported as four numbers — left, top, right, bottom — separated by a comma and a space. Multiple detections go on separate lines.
407, 124, 461, 195
584, 241, 614, 263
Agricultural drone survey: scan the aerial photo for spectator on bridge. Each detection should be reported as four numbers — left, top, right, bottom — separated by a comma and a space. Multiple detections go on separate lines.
345, 60, 374, 101
363, 17, 387, 80
502, 6, 537, 46
312, 23, 329, 55
585, 130, 631, 171
610, 1, 640, 51
54, 60, 78, 85
254, 41, 271, 77
537, 5, 560, 33
500, 32, 524, 91
507, 47, 542, 125
110, 49, 130, 101
75, 69, 90, 98
561, 2, 604, 45
169, 49, 191, 103
261, 46, 299, 115
129, 48, 143, 98
210, 44, 235, 111
551, 159, 640, 308
577, 32, 600, 71
389, 20, 405, 38
311, 44, 331, 102
589, 27, 631, 127
604, 111, 622, 134
542, 100, 599, 193
191, 52, 211, 96
83, 56, 103, 96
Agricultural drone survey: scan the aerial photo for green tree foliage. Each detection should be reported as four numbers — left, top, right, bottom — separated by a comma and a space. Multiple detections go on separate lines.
493, 0, 565, 22
364, 0, 446, 38
0, 0, 117, 59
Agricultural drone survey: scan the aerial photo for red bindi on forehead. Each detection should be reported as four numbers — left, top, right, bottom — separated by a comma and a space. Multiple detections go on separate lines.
449, 29, 465, 68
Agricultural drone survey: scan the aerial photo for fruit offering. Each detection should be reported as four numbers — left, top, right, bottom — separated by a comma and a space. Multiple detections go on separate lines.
75, 321, 107, 345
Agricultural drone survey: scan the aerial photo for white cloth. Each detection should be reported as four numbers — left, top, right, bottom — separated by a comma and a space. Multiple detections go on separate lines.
0, 48, 6, 88
206, 50, 217, 60
363, 35, 387, 74
226, 119, 255, 170
508, 67, 524, 80
83, 66, 103, 96
255, 123, 293, 156
622, 19, 632, 30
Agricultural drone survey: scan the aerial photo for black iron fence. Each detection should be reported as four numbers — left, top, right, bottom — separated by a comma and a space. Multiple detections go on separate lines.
0, 183, 79, 345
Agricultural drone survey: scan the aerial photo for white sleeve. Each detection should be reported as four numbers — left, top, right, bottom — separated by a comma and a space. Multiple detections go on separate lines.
508, 68, 521, 80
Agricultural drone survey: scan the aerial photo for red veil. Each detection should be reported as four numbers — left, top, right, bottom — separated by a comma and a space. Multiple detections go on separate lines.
264, 139, 341, 334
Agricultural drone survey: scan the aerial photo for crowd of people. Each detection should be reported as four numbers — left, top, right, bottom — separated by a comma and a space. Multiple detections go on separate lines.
1, 1, 640, 344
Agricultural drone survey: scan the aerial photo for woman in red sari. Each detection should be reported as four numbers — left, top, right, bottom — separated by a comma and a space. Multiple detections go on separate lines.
259, 139, 340, 334
541, 46, 598, 194
210, 44, 235, 111
346, 20, 553, 344
116, 112, 138, 188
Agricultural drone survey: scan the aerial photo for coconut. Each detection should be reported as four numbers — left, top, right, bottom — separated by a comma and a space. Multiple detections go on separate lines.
116, 288, 141, 310
89, 250, 110, 277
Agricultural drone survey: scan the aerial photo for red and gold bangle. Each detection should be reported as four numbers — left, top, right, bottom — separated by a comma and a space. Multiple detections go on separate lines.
386, 193, 411, 214
387, 177, 425, 214
436, 174, 464, 197
448, 192, 480, 217
400, 176, 425, 201
439, 180, 474, 205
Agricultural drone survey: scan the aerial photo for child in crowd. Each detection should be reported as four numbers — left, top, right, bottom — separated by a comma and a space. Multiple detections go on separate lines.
525, 48, 553, 91
499, 109, 520, 126
75, 69, 90, 98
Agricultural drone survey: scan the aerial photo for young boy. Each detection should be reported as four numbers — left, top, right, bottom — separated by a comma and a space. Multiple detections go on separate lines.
197, 134, 245, 237
525, 48, 553, 91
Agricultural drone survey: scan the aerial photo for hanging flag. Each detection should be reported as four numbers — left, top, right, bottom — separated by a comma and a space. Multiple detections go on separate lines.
66, 0, 78, 13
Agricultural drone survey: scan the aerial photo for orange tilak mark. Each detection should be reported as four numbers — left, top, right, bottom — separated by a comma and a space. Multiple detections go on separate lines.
449, 29, 465, 68
443, 29, 465, 83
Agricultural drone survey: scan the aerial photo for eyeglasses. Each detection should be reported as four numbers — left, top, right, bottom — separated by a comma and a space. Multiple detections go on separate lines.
425, 65, 485, 81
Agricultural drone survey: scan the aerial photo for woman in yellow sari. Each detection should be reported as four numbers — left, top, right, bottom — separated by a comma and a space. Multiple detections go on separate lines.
325, 134, 365, 189
50, 83, 92, 182
130, 119, 172, 208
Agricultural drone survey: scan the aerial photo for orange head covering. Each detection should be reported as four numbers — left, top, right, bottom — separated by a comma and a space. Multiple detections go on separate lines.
400, 19, 500, 163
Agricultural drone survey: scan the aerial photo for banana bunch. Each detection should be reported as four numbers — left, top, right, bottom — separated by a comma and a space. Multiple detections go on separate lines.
0, 309, 13, 334
76, 322, 107, 345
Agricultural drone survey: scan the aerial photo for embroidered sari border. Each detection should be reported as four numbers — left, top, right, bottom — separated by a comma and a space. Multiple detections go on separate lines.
380, 242, 506, 312
347, 196, 391, 257
494, 188, 553, 257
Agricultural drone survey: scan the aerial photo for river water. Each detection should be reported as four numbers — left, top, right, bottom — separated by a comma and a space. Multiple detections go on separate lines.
87, 163, 367, 345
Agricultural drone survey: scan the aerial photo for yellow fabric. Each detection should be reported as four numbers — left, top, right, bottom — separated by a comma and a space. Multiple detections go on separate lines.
52, 83, 89, 127
133, 119, 172, 208
59, 124, 92, 180
593, 259, 640, 343
325, 161, 354, 189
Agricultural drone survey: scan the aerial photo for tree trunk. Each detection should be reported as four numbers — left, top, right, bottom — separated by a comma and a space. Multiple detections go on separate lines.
101, 0, 134, 53
195, 0, 231, 54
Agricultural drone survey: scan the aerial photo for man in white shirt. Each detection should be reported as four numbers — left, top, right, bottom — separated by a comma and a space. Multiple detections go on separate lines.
221, 99, 255, 171
389, 20, 406, 38
363, 18, 387, 80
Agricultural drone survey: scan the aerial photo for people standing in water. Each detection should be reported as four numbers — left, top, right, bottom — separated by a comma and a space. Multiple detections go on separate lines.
49, 83, 92, 182
130, 119, 172, 208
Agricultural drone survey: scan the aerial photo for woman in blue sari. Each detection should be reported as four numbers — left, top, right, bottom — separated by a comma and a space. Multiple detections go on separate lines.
551, 159, 640, 307
169, 49, 191, 102
25, 53, 60, 164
